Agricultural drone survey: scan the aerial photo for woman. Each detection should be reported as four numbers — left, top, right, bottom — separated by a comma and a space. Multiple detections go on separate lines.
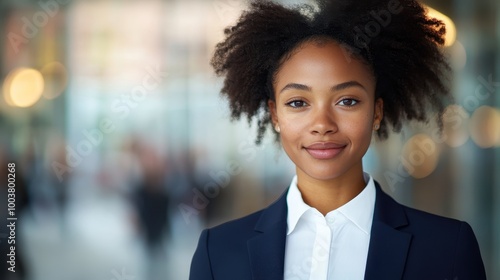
190, 0, 486, 279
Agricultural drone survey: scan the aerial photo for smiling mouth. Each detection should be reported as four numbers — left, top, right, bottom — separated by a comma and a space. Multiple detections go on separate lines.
304, 142, 347, 160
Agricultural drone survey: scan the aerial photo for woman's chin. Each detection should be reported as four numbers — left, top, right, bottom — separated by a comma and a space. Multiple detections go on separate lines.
298, 168, 346, 182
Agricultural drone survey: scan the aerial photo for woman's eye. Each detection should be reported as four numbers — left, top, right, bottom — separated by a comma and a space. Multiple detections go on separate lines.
338, 99, 359, 107
286, 100, 308, 108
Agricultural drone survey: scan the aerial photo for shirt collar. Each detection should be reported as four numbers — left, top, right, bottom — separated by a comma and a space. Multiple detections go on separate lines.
286, 172, 376, 235
286, 175, 311, 235
333, 172, 376, 235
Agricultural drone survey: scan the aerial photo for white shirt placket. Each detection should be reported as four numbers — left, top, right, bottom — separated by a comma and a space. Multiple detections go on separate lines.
309, 216, 332, 280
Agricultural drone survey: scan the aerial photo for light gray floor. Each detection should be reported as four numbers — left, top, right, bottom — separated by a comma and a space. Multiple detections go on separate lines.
18, 196, 200, 280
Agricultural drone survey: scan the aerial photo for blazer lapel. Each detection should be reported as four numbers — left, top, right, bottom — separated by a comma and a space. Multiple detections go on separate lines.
247, 190, 288, 280
364, 182, 412, 280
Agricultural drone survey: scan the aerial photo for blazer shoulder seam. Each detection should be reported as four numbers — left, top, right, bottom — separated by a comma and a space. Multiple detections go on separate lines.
204, 229, 216, 279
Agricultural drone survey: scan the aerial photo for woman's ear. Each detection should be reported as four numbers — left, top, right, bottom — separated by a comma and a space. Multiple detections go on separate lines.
268, 99, 280, 132
374, 98, 384, 130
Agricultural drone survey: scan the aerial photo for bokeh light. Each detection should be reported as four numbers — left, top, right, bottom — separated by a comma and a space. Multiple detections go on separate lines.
448, 41, 467, 70
497, 114, 500, 148
426, 6, 457, 47
3, 67, 45, 108
402, 133, 440, 179
442, 104, 470, 148
41, 61, 68, 100
469, 106, 500, 148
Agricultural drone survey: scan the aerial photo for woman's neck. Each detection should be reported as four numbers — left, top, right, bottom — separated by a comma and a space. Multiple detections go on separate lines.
296, 164, 366, 216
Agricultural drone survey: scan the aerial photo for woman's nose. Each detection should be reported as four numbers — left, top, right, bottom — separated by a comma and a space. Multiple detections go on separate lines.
310, 106, 338, 135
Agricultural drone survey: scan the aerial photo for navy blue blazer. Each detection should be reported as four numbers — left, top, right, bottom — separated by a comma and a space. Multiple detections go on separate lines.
190, 182, 486, 280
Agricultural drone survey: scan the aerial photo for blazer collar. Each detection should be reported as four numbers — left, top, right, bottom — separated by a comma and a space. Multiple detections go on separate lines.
248, 190, 288, 280
364, 181, 412, 280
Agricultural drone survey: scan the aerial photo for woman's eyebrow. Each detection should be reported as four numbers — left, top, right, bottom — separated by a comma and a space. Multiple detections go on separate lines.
279, 80, 366, 94
332, 81, 366, 92
279, 83, 311, 93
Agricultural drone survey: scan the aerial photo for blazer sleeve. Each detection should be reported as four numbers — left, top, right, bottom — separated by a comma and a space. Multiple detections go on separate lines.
190, 229, 214, 280
453, 222, 487, 279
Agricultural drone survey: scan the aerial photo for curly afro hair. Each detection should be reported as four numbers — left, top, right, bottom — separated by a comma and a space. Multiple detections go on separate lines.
211, 0, 451, 144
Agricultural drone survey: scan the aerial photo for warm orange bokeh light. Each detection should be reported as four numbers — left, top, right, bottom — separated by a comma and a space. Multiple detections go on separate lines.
3, 68, 45, 108
470, 106, 500, 148
426, 5, 457, 47
41, 61, 68, 100
402, 134, 440, 179
442, 104, 470, 148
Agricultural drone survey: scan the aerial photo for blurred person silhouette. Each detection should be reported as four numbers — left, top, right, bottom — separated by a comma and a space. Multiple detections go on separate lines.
190, 0, 486, 279
26, 136, 69, 237
130, 141, 170, 280
165, 150, 208, 226
188, 148, 239, 227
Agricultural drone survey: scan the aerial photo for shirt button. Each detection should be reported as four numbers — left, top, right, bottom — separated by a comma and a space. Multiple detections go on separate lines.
327, 216, 335, 223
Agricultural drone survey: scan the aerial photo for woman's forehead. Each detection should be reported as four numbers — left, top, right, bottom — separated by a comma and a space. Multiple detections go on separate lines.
274, 40, 376, 92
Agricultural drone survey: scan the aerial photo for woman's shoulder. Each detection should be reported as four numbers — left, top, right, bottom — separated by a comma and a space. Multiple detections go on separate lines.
196, 208, 269, 256
204, 190, 288, 243
208, 209, 265, 235
395, 201, 485, 278
375, 182, 472, 234
375, 184, 478, 245
402, 203, 469, 230
398, 202, 479, 246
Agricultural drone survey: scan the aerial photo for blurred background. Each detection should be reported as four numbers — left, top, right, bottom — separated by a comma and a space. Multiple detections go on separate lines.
0, 0, 498, 279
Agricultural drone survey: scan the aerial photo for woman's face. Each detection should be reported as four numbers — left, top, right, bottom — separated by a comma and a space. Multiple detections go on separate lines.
269, 39, 383, 182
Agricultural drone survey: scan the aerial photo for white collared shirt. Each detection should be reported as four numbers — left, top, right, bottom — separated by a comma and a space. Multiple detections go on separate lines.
284, 173, 376, 280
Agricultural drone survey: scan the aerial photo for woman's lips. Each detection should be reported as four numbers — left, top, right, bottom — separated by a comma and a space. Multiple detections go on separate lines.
304, 142, 346, 160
